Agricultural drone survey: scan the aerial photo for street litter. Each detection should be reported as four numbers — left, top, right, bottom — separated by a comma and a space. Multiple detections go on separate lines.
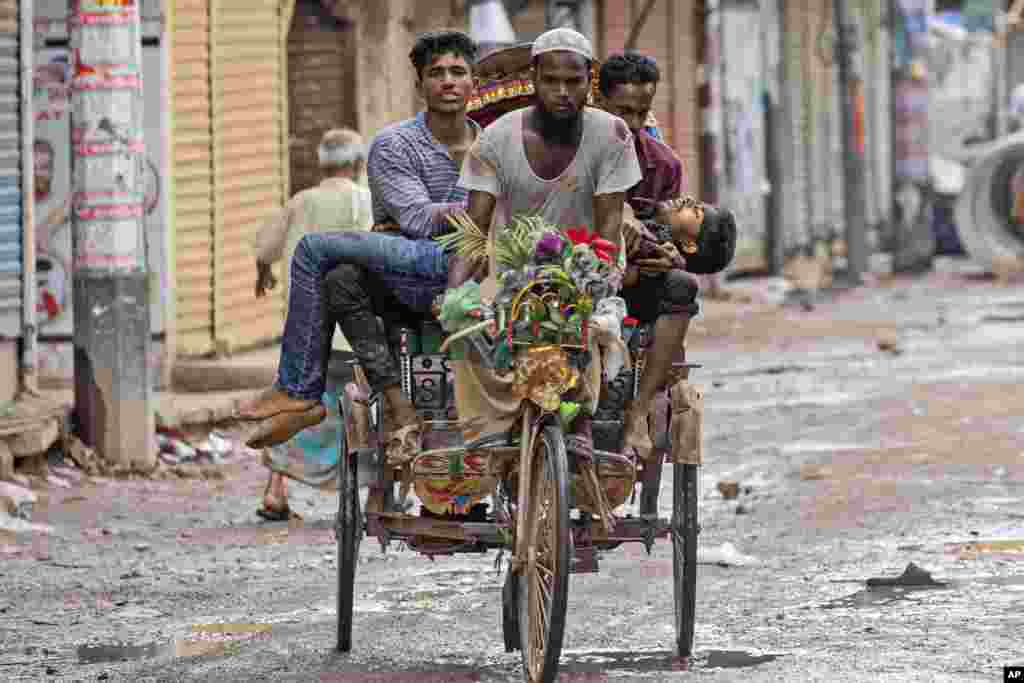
866, 562, 946, 587
823, 563, 948, 610
799, 464, 833, 481
0, 511, 53, 535
945, 539, 1024, 560
876, 335, 904, 355
157, 430, 239, 466
717, 480, 740, 500
698, 542, 760, 567
0, 480, 36, 520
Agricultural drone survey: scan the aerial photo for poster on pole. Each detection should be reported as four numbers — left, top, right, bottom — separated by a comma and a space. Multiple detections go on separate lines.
32, 0, 167, 382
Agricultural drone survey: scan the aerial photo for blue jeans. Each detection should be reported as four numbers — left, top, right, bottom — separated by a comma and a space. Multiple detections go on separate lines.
278, 231, 448, 400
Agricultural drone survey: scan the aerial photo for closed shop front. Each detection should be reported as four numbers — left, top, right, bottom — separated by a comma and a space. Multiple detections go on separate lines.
287, 0, 357, 195
211, 0, 289, 350
172, 0, 291, 356
0, 0, 20, 339
172, 0, 215, 356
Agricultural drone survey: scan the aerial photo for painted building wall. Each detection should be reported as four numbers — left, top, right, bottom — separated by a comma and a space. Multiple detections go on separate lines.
599, 0, 701, 199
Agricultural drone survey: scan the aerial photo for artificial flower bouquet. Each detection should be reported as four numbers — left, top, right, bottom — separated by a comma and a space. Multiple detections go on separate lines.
435, 212, 624, 372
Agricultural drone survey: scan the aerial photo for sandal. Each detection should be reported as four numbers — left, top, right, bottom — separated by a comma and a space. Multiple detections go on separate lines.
255, 488, 303, 521
255, 504, 292, 522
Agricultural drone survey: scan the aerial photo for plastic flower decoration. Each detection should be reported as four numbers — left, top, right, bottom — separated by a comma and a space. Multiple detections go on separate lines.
533, 230, 566, 264
436, 212, 628, 362
565, 226, 618, 263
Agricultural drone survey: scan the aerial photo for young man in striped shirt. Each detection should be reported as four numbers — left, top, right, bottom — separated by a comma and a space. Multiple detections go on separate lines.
237, 31, 480, 463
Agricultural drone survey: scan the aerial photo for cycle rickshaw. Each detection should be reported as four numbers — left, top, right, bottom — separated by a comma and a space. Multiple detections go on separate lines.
332, 46, 703, 683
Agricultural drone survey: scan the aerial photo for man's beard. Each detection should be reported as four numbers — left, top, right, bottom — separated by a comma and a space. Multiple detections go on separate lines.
534, 101, 582, 143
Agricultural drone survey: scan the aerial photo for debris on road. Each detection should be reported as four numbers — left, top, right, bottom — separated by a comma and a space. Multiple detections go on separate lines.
866, 562, 946, 588
0, 511, 53, 535
64, 435, 103, 476
0, 480, 36, 520
876, 335, 904, 355
945, 539, 1024, 560
158, 429, 243, 467
698, 542, 760, 567
799, 464, 833, 481
717, 480, 740, 500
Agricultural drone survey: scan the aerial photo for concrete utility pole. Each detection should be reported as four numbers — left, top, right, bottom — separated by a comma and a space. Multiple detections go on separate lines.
889, 0, 935, 274
834, 0, 869, 284
69, 0, 154, 471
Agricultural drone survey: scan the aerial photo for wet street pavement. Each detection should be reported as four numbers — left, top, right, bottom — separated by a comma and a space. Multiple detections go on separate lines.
2, 268, 1022, 682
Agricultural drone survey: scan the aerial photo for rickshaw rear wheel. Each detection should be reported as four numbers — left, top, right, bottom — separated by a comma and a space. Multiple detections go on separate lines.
335, 390, 363, 653
517, 423, 570, 683
502, 570, 520, 652
672, 463, 699, 657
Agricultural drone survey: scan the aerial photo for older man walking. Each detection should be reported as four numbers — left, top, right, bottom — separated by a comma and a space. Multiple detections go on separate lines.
251, 128, 373, 520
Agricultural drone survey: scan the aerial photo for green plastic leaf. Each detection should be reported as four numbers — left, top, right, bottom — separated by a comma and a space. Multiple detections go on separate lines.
558, 401, 581, 431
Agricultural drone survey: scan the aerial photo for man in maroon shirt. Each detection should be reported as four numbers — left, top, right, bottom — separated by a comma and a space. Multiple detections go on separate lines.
599, 53, 735, 460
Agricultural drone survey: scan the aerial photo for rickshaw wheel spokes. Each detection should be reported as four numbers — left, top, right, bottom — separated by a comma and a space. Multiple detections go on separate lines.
517, 424, 569, 683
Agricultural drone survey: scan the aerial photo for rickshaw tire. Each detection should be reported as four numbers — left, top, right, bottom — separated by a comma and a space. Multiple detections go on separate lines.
336, 391, 363, 653
672, 463, 699, 658
516, 422, 570, 683
502, 570, 520, 652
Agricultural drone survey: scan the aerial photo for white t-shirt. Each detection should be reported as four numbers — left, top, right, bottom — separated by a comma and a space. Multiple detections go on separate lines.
458, 106, 643, 230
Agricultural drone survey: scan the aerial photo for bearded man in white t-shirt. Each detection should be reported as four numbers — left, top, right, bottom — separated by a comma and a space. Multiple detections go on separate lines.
448, 28, 663, 461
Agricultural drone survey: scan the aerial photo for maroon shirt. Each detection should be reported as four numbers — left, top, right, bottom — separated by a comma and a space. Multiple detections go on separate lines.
626, 129, 684, 218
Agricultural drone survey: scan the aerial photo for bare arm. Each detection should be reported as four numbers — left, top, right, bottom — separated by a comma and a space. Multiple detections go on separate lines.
466, 189, 497, 237
253, 200, 295, 266
593, 191, 626, 247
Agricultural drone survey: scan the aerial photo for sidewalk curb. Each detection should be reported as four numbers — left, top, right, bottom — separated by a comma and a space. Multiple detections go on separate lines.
171, 361, 276, 394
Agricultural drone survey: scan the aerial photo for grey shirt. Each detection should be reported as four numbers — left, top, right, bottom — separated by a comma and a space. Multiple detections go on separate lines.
457, 107, 643, 229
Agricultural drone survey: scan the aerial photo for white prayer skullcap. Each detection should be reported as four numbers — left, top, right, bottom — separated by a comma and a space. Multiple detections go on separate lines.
318, 128, 366, 168
530, 27, 593, 62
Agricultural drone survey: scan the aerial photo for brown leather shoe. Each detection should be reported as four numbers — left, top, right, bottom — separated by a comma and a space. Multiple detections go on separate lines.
245, 404, 327, 449
235, 387, 320, 422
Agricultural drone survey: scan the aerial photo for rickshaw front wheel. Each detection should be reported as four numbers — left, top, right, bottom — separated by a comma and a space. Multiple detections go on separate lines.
672, 463, 699, 657
517, 423, 570, 683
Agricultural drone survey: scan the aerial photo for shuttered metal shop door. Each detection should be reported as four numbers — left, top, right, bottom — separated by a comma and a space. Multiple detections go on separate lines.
211, 0, 287, 350
0, 0, 20, 330
288, 0, 356, 195
172, 0, 216, 356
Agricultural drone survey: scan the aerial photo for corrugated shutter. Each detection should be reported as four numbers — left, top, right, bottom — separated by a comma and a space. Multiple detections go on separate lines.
0, 0, 20, 331
288, 0, 356, 195
172, 0, 216, 356
211, 0, 287, 351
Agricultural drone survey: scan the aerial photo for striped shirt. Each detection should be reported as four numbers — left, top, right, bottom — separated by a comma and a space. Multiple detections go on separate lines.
367, 112, 480, 240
